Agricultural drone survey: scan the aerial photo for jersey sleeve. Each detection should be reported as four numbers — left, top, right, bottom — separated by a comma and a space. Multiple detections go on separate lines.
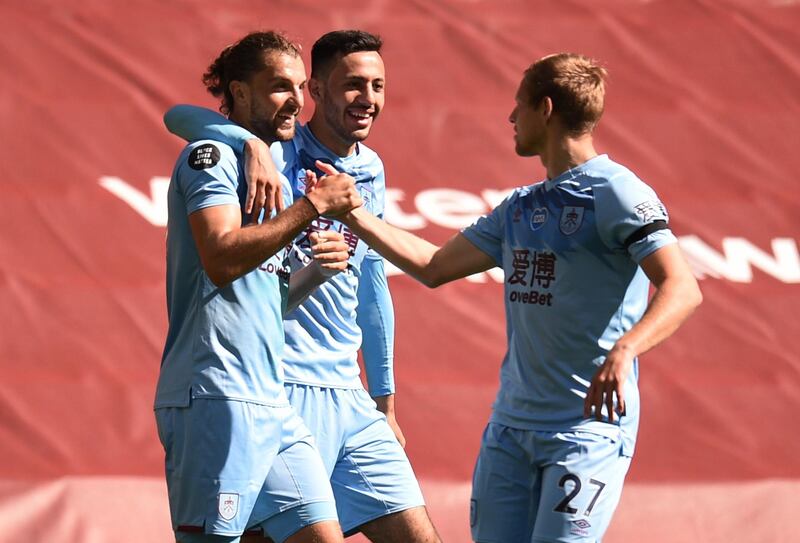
364, 161, 387, 258
356, 254, 396, 397
177, 142, 241, 214
460, 192, 514, 266
356, 158, 395, 397
164, 104, 255, 153
594, 174, 678, 263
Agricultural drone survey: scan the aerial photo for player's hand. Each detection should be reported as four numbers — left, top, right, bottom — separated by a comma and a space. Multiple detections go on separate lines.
374, 394, 406, 447
309, 231, 349, 275
243, 138, 284, 222
584, 344, 635, 423
303, 169, 318, 194
305, 160, 362, 217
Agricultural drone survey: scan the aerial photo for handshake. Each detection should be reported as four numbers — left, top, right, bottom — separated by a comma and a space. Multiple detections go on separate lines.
303, 160, 363, 218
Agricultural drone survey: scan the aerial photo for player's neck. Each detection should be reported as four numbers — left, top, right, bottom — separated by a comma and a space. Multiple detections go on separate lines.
308, 115, 356, 158
540, 132, 597, 180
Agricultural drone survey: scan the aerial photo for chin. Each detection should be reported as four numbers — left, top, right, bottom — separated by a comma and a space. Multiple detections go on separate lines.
274, 126, 296, 142
515, 143, 538, 157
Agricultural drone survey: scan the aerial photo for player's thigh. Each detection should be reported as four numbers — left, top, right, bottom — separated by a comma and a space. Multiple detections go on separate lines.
156, 399, 282, 538
532, 431, 631, 543
254, 410, 339, 543
283, 383, 343, 475
285, 520, 343, 543
358, 506, 440, 543
470, 423, 539, 543
329, 391, 425, 536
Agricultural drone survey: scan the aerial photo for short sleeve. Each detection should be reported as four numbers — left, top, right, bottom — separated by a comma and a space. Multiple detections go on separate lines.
461, 192, 516, 266
594, 174, 677, 263
364, 162, 387, 259
177, 142, 241, 215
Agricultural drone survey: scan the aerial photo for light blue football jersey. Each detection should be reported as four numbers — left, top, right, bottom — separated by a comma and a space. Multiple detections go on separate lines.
163, 106, 396, 397
281, 124, 393, 392
462, 155, 677, 453
155, 140, 294, 408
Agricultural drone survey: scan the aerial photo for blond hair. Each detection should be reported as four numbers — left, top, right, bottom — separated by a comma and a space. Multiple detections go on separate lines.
522, 53, 607, 134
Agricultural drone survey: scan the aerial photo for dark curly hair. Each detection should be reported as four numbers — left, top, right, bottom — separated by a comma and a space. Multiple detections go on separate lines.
203, 31, 301, 115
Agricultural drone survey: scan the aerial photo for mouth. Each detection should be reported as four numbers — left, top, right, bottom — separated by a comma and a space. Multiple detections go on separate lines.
276, 110, 298, 129
347, 109, 374, 129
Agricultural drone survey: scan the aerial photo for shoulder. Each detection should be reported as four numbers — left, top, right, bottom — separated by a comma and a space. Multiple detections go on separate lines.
588, 158, 670, 245
502, 182, 540, 208
588, 157, 659, 206
585, 156, 646, 189
174, 140, 241, 197
178, 140, 239, 173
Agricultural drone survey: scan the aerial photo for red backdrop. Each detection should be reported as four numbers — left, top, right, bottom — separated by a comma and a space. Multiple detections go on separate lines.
1, 1, 798, 541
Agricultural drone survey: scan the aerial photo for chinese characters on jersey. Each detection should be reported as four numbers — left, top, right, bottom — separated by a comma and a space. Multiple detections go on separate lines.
508, 249, 556, 306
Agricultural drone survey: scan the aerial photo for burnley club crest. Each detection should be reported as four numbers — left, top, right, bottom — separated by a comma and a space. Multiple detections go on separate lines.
559, 206, 584, 235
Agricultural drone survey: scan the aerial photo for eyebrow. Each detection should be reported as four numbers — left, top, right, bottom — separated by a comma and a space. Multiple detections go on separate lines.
270, 77, 306, 86
344, 75, 384, 82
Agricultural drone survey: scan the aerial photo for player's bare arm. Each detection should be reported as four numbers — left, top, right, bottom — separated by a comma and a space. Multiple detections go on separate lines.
584, 243, 702, 422
344, 206, 495, 288
316, 162, 495, 287
243, 137, 284, 221
286, 231, 350, 313
374, 394, 406, 447
190, 174, 361, 287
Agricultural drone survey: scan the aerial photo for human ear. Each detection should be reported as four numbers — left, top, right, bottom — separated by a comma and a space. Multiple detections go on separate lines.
229, 80, 250, 109
308, 78, 323, 101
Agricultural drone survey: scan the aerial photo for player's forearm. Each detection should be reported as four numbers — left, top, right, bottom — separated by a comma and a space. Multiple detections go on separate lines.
204, 198, 318, 286
285, 260, 329, 313
164, 104, 254, 152
344, 208, 443, 287
373, 394, 396, 416
614, 273, 702, 356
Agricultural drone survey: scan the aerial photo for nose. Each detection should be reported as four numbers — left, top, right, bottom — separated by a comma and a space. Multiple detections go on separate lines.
509, 106, 517, 124
289, 87, 304, 111
358, 85, 376, 106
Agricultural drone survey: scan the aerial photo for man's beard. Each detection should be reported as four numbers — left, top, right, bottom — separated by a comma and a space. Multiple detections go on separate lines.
249, 104, 295, 143
323, 96, 367, 147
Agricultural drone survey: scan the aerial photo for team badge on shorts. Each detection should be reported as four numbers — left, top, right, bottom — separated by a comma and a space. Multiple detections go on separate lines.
559, 206, 584, 235
218, 493, 239, 521
530, 207, 548, 231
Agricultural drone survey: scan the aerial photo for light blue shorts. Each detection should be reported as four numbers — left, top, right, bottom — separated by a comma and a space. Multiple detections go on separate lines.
155, 397, 337, 543
471, 422, 631, 543
285, 383, 426, 535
